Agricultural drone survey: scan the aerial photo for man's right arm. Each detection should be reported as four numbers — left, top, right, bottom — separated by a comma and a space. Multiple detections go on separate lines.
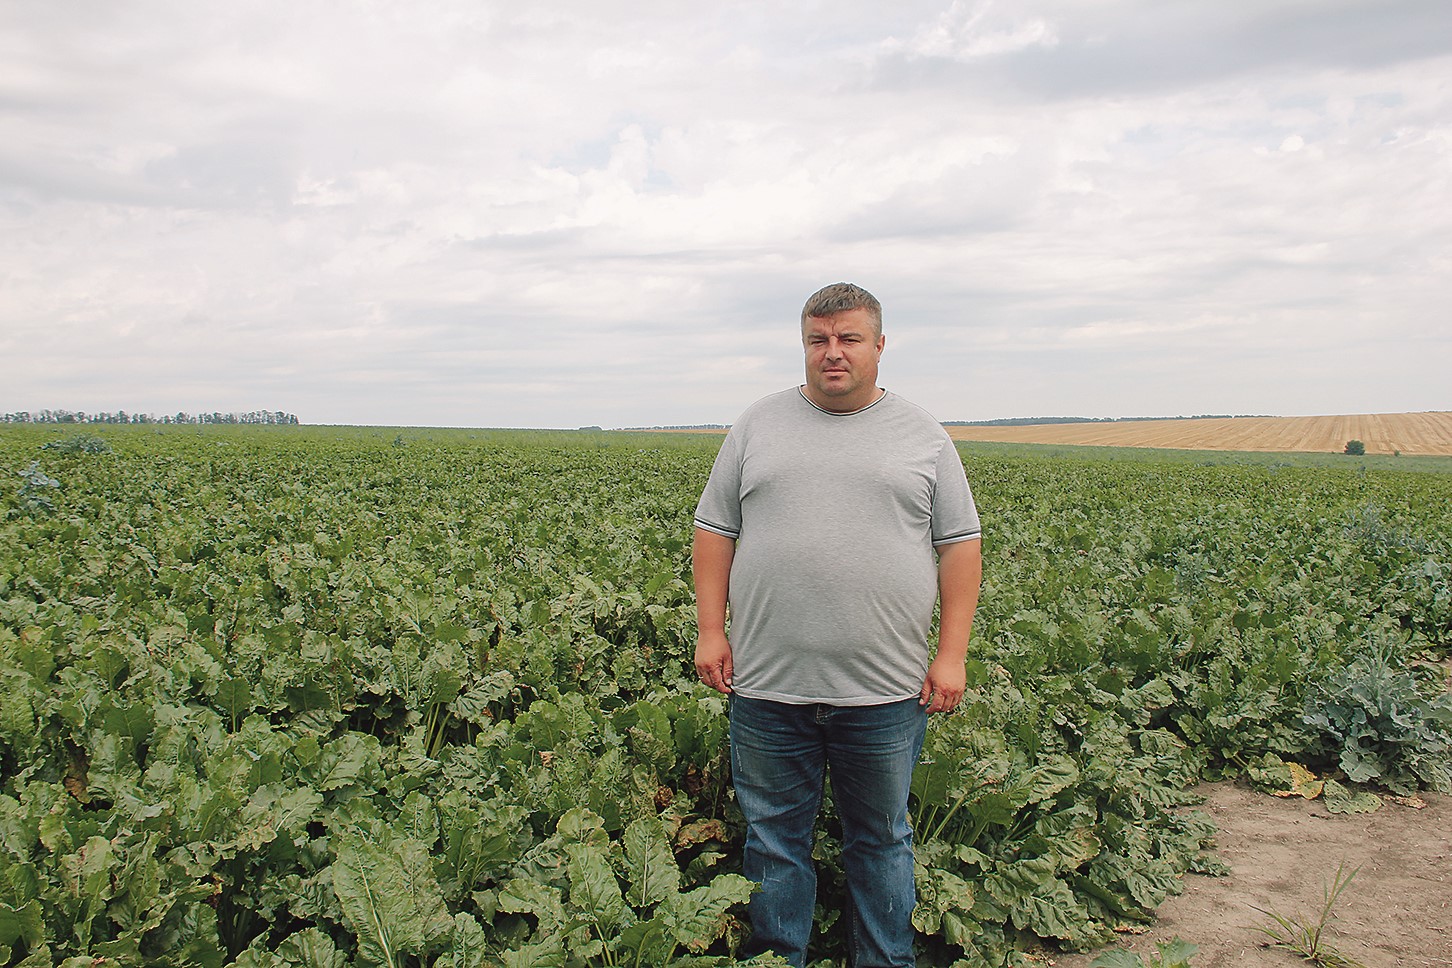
692, 526, 736, 694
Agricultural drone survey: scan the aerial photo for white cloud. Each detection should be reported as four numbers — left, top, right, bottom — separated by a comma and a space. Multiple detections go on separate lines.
1, 0, 1449, 427
897, 1, 1059, 60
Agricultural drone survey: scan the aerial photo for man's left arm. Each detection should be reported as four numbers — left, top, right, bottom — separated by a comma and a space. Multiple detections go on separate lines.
919, 537, 982, 713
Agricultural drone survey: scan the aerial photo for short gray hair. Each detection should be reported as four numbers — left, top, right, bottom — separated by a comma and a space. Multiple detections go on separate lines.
801, 282, 882, 336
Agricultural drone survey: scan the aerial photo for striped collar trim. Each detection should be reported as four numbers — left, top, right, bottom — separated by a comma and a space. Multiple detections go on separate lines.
797, 386, 888, 416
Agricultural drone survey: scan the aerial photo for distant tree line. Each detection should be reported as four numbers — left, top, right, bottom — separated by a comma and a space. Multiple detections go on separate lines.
2, 409, 300, 425
623, 423, 731, 431
943, 414, 1273, 427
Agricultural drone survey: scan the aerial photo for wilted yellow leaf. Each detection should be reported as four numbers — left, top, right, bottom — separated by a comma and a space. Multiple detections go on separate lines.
1286, 762, 1325, 800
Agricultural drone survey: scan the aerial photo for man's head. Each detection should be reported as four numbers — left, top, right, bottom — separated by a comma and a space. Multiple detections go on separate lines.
801, 282, 882, 339
800, 282, 886, 413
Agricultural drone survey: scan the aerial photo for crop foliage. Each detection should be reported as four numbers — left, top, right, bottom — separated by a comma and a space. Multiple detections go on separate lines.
1, 425, 1449, 967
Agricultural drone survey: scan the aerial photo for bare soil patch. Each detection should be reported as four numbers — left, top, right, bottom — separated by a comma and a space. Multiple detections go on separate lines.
1042, 782, 1452, 968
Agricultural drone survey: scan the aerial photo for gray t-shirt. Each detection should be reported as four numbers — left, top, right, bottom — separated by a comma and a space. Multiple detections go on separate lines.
693, 387, 980, 705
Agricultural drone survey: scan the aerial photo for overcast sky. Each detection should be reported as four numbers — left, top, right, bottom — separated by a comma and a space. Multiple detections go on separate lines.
3, 1, 1449, 428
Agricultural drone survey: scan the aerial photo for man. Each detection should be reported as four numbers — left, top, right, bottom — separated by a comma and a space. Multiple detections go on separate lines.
692, 282, 982, 967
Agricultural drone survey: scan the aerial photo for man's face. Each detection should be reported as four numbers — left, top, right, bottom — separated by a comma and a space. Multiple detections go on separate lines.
801, 308, 885, 412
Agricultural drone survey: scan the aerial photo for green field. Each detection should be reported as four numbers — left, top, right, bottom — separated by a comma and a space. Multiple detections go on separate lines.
3, 425, 1450, 967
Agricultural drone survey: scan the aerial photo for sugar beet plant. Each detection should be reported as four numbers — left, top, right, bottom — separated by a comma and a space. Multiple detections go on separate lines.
1302, 632, 1452, 794
11, 461, 60, 517
1, 426, 1449, 967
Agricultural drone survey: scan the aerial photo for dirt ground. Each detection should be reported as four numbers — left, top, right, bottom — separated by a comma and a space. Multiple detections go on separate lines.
1043, 782, 1451, 968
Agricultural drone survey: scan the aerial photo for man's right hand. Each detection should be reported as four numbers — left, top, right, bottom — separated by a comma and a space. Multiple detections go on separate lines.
694, 630, 734, 694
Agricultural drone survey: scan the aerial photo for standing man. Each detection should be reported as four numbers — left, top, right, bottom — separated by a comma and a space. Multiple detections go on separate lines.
692, 283, 982, 968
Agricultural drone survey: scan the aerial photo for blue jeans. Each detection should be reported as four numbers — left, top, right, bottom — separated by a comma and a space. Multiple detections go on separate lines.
730, 695, 928, 968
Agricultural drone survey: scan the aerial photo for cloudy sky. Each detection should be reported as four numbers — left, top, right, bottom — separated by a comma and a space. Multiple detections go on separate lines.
3, 1, 1449, 428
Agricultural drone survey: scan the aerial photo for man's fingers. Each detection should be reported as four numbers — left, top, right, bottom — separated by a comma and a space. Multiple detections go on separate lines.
923, 686, 963, 713
696, 662, 732, 694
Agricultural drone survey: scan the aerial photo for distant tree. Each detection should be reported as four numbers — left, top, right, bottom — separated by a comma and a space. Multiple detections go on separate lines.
1343, 439, 1365, 456
9, 408, 298, 425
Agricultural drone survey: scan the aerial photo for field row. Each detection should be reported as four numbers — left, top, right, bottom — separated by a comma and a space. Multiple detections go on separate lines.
944, 411, 1452, 456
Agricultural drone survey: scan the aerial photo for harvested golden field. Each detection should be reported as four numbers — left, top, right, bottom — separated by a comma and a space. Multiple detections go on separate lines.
944, 412, 1452, 456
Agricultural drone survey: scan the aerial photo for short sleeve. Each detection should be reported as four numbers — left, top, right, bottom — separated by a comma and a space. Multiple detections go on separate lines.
693, 429, 744, 539
930, 436, 980, 546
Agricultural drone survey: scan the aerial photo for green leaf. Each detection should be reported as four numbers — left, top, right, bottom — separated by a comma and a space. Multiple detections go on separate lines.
274, 926, 349, 968
912, 863, 976, 936
1091, 937, 1198, 968
1026, 753, 1080, 804
101, 699, 155, 747
331, 834, 453, 968
391, 790, 439, 846
0, 900, 44, 949
450, 671, 516, 725
436, 793, 528, 893
214, 676, 254, 724
617, 700, 675, 775
1012, 884, 1098, 944
566, 841, 626, 932
431, 913, 491, 968
63, 835, 118, 948
1128, 677, 1176, 711
615, 916, 672, 964
422, 640, 468, 705
1323, 778, 1381, 814
622, 817, 680, 908
1158, 937, 1199, 964
555, 806, 610, 850
1025, 806, 1100, 868
659, 873, 756, 952
987, 856, 1101, 945
497, 935, 567, 968
242, 784, 324, 847
313, 732, 384, 793
498, 875, 567, 931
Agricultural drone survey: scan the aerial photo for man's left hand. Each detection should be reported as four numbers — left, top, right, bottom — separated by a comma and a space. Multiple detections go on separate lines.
919, 654, 966, 714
